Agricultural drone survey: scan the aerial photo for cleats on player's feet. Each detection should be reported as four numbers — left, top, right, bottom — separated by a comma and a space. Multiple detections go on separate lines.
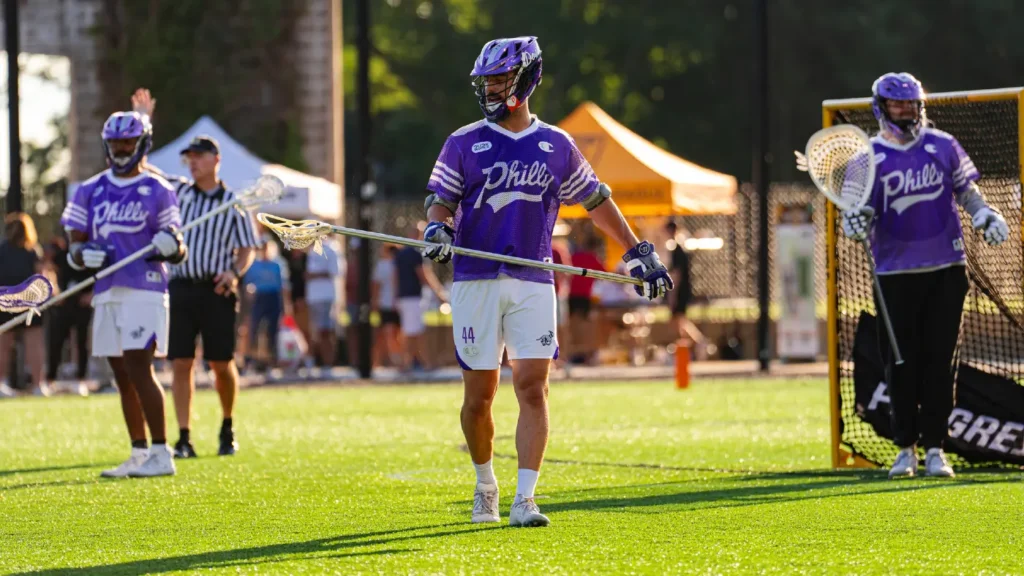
173, 440, 197, 459
101, 447, 149, 478
218, 428, 238, 456
128, 445, 176, 477
472, 483, 500, 523
888, 447, 918, 479
509, 495, 550, 528
924, 448, 955, 478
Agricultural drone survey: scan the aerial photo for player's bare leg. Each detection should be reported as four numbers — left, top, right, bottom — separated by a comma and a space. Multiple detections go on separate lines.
101, 357, 150, 478
124, 344, 175, 477
461, 368, 500, 523
509, 358, 551, 527
171, 358, 198, 458
209, 360, 239, 455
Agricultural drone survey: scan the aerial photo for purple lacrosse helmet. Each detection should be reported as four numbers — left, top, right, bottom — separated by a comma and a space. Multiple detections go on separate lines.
471, 36, 543, 122
101, 111, 152, 175
872, 72, 927, 138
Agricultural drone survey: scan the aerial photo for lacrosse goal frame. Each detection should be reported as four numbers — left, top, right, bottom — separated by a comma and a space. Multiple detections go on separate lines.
823, 86, 1024, 469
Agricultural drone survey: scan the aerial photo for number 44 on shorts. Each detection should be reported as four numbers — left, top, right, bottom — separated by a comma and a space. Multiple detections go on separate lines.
462, 326, 475, 343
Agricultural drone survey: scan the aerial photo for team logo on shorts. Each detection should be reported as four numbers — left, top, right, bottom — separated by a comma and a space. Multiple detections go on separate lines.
463, 345, 479, 357
130, 325, 146, 340
537, 331, 554, 346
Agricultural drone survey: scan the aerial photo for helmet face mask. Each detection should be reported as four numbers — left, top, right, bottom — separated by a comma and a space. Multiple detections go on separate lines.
470, 36, 543, 122
102, 111, 152, 175
872, 72, 927, 139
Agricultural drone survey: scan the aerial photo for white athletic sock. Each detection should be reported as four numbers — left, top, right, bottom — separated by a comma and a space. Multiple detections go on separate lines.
474, 460, 496, 486
517, 469, 539, 499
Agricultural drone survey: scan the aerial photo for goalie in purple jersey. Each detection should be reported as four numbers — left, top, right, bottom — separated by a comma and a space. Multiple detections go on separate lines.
421, 36, 673, 527
60, 111, 188, 478
841, 72, 1010, 479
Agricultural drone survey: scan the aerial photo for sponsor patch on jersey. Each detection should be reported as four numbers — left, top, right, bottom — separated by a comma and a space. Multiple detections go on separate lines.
146, 271, 161, 283
538, 141, 554, 153
472, 141, 493, 153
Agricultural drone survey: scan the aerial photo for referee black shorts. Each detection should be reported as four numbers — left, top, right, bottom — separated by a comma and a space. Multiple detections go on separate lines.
168, 279, 239, 362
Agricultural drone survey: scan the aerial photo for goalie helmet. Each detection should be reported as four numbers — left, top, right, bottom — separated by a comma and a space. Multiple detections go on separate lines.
471, 36, 543, 122
871, 72, 927, 139
102, 111, 152, 175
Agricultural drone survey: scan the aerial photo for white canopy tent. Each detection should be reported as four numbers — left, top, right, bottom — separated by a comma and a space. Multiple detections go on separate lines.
146, 116, 343, 221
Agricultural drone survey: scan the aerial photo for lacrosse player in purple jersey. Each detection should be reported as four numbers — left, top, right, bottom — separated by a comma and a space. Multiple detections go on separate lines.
422, 36, 673, 527
60, 111, 188, 478
842, 73, 1010, 479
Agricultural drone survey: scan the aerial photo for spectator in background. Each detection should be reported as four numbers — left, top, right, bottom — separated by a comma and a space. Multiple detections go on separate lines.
567, 236, 605, 365
244, 241, 291, 371
371, 244, 400, 367
395, 225, 448, 371
665, 221, 706, 359
343, 238, 364, 368
0, 213, 50, 397
306, 236, 341, 367
287, 248, 310, 351
45, 232, 92, 396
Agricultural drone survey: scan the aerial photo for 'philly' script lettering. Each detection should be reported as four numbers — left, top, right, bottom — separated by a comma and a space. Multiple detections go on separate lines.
93, 200, 149, 239
882, 162, 944, 215
476, 160, 555, 212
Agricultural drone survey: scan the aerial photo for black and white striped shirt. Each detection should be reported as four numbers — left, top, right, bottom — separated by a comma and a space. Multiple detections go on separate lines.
170, 180, 260, 280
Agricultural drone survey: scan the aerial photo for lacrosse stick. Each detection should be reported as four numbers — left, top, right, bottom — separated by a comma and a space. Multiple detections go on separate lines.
796, 124, 902, 365
0, 275, 54, 326
256, 213, 644, 286
0, 175, 285, 335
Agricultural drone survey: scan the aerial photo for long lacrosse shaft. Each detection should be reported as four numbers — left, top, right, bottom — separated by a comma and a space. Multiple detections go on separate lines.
325, 223, 643, 286
0, 197, 247, 334
861, 239, 903, 365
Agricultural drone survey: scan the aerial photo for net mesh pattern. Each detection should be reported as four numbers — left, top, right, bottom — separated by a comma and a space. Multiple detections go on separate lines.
830, 96, 1023, 468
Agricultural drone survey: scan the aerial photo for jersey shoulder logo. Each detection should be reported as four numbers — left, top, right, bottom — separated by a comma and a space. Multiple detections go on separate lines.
924, 143, 938, 154
137, 185, 151, 196
538, 141, 554, 153
471, 141, 492, 153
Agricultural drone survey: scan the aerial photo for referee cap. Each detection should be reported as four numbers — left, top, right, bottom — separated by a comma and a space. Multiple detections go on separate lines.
180, 135, 220, 155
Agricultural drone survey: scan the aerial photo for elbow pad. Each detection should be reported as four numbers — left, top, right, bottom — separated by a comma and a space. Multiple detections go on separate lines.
581, 183, 612, 211
425, 192, 458, 214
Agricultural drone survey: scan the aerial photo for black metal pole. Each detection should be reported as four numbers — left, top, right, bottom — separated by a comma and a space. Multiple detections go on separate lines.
5, 0, 20, 214
753, 0, 771, 371
355, 0, 373, 379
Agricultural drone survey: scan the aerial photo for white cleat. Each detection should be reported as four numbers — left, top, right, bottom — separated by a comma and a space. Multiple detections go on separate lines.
101, 448, 150, 478
129, 444, 177, 478
472, 483, 500, 523
0, 381, 17, 398
924, 448, 955, 478
509, 495, 550, 528
888, 447, 918, 479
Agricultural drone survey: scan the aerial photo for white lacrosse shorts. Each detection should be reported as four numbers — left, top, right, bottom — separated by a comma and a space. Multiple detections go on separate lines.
91, 288, 170, 358
450, 277, 558, 370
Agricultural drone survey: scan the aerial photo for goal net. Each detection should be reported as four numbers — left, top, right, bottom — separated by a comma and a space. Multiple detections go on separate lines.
826, 87, 1024, 469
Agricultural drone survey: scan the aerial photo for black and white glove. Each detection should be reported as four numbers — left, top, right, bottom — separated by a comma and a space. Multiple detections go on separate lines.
972, 206, 1009, 246
68, 242, 108, 271
841, 207, 873, 242
148, 228, 188, 264
623, 240, 674, 300
421, 221, 454, 264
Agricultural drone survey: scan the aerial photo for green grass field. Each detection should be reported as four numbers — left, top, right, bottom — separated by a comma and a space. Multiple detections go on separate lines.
2, 378, 1022, 575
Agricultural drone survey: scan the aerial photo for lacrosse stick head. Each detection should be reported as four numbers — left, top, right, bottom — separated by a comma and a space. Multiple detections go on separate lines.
237, 175, 286, 208
798, 125, 875, 211
256, 213, 332, 255
0, 275, 53, 324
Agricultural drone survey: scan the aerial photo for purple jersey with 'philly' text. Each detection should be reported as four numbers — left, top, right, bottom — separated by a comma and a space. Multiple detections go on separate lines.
427, 117, 600, 284
60, 169, 181, 295
862, 127, 980, 274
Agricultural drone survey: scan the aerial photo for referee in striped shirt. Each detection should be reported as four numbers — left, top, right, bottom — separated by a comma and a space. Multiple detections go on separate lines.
167, 135, 260, 458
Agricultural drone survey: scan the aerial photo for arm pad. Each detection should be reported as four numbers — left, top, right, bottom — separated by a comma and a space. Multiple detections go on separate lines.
956, 182, 989, 218
425, 192, 458, 214
581, 183, 612, 211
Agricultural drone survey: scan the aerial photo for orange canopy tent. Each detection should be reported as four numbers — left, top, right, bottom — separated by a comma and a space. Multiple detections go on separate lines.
557, 102, 738, 219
